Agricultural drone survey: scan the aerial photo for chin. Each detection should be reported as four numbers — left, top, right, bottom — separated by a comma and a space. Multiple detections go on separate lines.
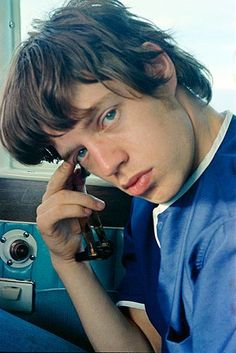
143, 185, 178, 204
139, 186, 164, 204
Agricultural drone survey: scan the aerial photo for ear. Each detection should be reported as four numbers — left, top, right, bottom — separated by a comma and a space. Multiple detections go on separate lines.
142, 42, 177, 93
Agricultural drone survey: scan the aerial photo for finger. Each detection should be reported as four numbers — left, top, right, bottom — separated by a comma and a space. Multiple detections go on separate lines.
36, 204, 92, 233
44, 161, 75, 200
39, 190, 106, 215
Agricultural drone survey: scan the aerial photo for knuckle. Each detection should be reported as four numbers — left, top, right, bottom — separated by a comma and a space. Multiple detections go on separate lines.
42, 192, 48, 203
36, 213, 43, 231
36, 204, 41, 215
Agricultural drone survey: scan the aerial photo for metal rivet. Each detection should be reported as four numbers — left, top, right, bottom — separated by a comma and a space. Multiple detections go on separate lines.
23, 232, 29, 238
9, 21, 15, 29
0, 237, 6, 243
7, 259, 13, 266
29, 255, 36, 261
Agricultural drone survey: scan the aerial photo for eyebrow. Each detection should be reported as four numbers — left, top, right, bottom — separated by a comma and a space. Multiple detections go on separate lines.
72, 91, 116, 122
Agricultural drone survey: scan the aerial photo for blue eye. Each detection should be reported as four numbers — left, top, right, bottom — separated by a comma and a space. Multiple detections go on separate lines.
103, 109, 117, 125
76, 147, 88, 162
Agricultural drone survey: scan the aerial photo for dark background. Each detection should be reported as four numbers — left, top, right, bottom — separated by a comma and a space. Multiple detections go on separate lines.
0, 178, 132, 227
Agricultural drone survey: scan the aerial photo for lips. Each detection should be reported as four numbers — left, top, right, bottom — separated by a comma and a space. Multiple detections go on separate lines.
122, 169, 153, 196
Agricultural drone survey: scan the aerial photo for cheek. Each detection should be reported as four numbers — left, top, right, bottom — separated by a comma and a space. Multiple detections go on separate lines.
155, 122, 195, 173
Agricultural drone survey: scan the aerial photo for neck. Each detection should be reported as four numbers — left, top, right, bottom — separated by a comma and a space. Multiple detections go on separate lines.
176, 87, 225, 170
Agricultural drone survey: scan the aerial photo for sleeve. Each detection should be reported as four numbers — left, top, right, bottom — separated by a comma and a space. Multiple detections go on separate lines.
192, 218, 236, 353
116, 201, 145, 309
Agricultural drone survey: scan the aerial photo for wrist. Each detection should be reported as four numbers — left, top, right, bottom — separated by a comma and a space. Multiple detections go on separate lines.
50, 253, 84, 271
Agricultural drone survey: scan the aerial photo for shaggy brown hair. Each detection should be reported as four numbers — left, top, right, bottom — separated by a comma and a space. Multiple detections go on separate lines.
0, 0, 212, 165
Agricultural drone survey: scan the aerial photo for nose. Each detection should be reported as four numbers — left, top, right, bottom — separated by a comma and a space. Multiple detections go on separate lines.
86, 140, 128, 178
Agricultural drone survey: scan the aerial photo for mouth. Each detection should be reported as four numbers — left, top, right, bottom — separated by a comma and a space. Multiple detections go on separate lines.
121, 169, 153, 196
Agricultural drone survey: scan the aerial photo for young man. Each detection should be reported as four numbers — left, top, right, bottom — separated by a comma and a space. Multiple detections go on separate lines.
0, 0, 235, 352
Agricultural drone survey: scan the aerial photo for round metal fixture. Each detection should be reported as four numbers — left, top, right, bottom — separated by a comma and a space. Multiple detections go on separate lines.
0, 229, 37, 268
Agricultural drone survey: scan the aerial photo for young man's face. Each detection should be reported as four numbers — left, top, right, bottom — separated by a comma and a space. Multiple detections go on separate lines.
49, 81, 195, 204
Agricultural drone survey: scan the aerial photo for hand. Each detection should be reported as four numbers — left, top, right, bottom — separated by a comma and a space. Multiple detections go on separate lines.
36, 162, 105, 264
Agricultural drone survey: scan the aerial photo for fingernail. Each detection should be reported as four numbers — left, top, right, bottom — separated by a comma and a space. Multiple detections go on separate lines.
95, 199, 106, 210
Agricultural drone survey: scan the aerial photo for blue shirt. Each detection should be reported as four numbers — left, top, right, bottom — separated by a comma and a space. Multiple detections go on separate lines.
117, 112, 236, 353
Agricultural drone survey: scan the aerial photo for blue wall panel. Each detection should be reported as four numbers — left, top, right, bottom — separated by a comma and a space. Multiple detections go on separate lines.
0, 221, 124, 347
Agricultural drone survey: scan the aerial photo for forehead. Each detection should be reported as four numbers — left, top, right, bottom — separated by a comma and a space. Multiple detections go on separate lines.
71, 80, 141, 109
